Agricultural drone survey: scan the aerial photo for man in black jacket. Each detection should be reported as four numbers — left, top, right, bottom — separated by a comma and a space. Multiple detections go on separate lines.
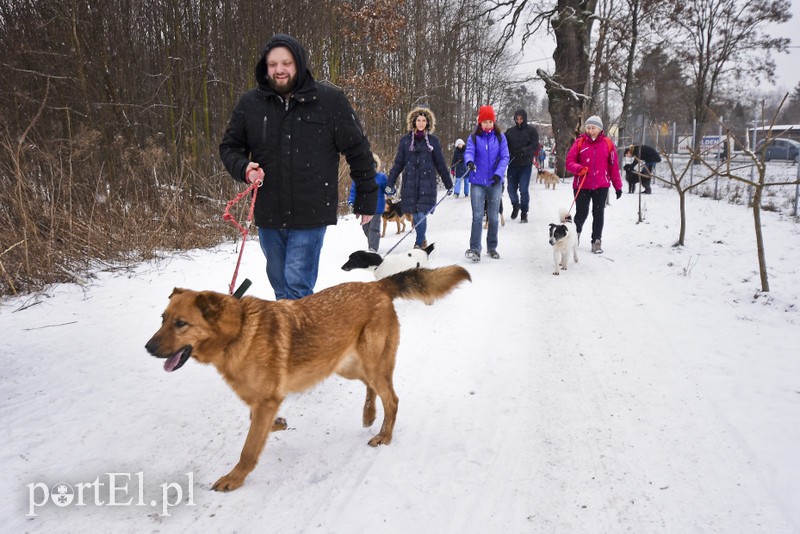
504, 109, 539, 222
625, 145, 661, 194
220, 34, 377, 300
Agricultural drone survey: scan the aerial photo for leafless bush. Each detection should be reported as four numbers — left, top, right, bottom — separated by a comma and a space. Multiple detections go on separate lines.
0, 133, 237, 296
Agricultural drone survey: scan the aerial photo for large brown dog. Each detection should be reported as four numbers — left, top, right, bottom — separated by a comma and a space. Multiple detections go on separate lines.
145, 266, 471, 492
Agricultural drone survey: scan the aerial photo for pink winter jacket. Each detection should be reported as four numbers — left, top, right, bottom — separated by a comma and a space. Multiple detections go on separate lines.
565, 133, 623, 192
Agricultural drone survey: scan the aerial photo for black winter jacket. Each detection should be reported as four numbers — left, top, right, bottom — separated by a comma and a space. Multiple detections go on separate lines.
219, 34, 377, 229
504, 109, 540, 167
628, 144, 661, 164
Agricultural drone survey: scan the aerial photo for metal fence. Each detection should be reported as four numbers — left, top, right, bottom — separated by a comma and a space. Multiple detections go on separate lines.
614, 119, 800, 217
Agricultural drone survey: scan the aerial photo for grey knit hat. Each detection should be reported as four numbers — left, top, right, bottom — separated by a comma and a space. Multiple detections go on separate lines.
585, 115, 604, 130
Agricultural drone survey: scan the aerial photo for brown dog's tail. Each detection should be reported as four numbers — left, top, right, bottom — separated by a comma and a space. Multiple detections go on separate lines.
378, 266, 471, 305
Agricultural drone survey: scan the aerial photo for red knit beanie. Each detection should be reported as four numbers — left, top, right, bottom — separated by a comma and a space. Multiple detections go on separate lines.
477, 105, 496, 123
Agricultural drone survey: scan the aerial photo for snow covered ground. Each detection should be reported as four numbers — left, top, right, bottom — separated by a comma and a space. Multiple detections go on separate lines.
2, 171, 799, 533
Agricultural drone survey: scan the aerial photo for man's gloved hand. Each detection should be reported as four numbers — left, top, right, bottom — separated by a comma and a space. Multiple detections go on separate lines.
467, 161, 476, 172
385, 185, 396, 196
450, 169, 456, 176
615, 189, 622, 199
447, 188, 454, 196
491, 174, 501, 186
244, 162, 264, 185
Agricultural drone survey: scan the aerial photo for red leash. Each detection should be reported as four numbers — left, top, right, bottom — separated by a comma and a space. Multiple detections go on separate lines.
568, 167, 588, 215
223, 180, 261, 296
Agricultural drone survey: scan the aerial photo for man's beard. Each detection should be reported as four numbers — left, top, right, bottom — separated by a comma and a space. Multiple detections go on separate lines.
268, 73, 297, 96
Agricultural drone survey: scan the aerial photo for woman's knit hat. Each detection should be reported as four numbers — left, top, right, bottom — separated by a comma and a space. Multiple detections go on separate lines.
477, 105, 496, 123
585, 115, 604, 130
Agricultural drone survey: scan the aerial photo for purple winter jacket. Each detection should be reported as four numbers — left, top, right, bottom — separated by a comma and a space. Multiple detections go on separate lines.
464, 128, 510, 186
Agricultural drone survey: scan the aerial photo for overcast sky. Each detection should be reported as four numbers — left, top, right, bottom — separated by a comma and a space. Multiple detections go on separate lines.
767, 1, 800, 92
512, 4, 800, 97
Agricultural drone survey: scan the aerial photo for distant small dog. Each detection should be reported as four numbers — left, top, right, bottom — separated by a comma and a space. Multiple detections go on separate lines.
548, 209, 578, 275
382, 199, 412, 236
341, 243, 435, 279
483, 198, 505, 228
538, 169, 560, 189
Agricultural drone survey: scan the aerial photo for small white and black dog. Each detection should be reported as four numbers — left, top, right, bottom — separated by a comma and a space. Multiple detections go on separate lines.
341, 243, 435, 279
548, 210, 578, 275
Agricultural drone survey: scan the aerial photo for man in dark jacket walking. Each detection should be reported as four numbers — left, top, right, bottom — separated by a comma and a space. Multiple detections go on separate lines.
504, 109, 539, 222
220, 34, 377, 300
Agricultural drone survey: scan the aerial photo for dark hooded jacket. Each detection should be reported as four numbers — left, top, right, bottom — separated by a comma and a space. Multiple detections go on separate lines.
627, 145, 661, 165
504, 109, 540, 168
386, 107, 453, 214
219, 34, 377, 229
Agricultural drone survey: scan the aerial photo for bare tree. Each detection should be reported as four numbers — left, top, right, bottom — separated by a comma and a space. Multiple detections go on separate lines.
651, 147, 717, 247
665, 0, 791, 155
540, 0, 599, 175
703, 101, 800, 292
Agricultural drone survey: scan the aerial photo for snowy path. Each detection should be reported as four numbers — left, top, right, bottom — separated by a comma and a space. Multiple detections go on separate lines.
2, 180, 799, 532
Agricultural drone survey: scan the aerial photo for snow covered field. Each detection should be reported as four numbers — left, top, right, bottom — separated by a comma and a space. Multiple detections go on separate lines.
2, 173, 799, 533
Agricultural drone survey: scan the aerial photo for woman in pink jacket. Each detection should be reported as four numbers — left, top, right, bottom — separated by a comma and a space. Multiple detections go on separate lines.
565, 115, 623, 254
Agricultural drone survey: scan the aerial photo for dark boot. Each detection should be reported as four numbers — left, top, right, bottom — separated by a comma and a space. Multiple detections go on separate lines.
511, 203, 520, 219
520, 211, 528, 223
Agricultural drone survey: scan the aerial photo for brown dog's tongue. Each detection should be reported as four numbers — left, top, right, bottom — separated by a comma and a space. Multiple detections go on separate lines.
163, 349, 185, 372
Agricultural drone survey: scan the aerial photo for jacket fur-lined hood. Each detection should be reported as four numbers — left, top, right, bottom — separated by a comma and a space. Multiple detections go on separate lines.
405, 107, 436, 133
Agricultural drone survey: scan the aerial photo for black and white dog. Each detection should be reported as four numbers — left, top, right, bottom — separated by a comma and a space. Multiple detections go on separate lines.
341, 243, 435, 279
548, 210, 578, 275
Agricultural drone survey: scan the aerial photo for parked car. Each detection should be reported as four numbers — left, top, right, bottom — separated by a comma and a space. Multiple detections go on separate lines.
755, 138, 800, 162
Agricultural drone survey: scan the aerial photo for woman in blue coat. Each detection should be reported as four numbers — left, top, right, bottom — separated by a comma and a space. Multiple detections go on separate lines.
386, 107, 454, 249
464, 105, 510, 261
349, 153, 387, 252
450, 138, 469, 197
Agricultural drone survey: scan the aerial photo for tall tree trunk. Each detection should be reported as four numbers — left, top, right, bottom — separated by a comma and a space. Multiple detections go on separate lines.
751, 187, 769, 292
618, 0, 641, 143
539, 0, 597, 176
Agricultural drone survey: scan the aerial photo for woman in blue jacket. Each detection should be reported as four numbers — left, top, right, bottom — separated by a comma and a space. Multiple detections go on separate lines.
386, 107, 454, 249
349, 154, 387, 252
450, 139, 469, 197
464, 105, 510, 261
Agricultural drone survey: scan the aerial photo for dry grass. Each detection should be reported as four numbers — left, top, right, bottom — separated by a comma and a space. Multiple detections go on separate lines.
0, 132, 365, 297
0, 131, 240, 297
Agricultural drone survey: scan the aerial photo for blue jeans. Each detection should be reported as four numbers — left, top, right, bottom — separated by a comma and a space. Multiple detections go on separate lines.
506, 165, 532, 212
454, 175, 470, 196
412, 211, 428, 247
469, 183, 502, 253
258, 226, 327, 300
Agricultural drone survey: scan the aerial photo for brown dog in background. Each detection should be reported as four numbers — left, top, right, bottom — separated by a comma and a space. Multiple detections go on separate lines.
145, 266, 471, 492
483, 198, 505, 228
538, 169, 560, 190
381, 198, 413, 236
